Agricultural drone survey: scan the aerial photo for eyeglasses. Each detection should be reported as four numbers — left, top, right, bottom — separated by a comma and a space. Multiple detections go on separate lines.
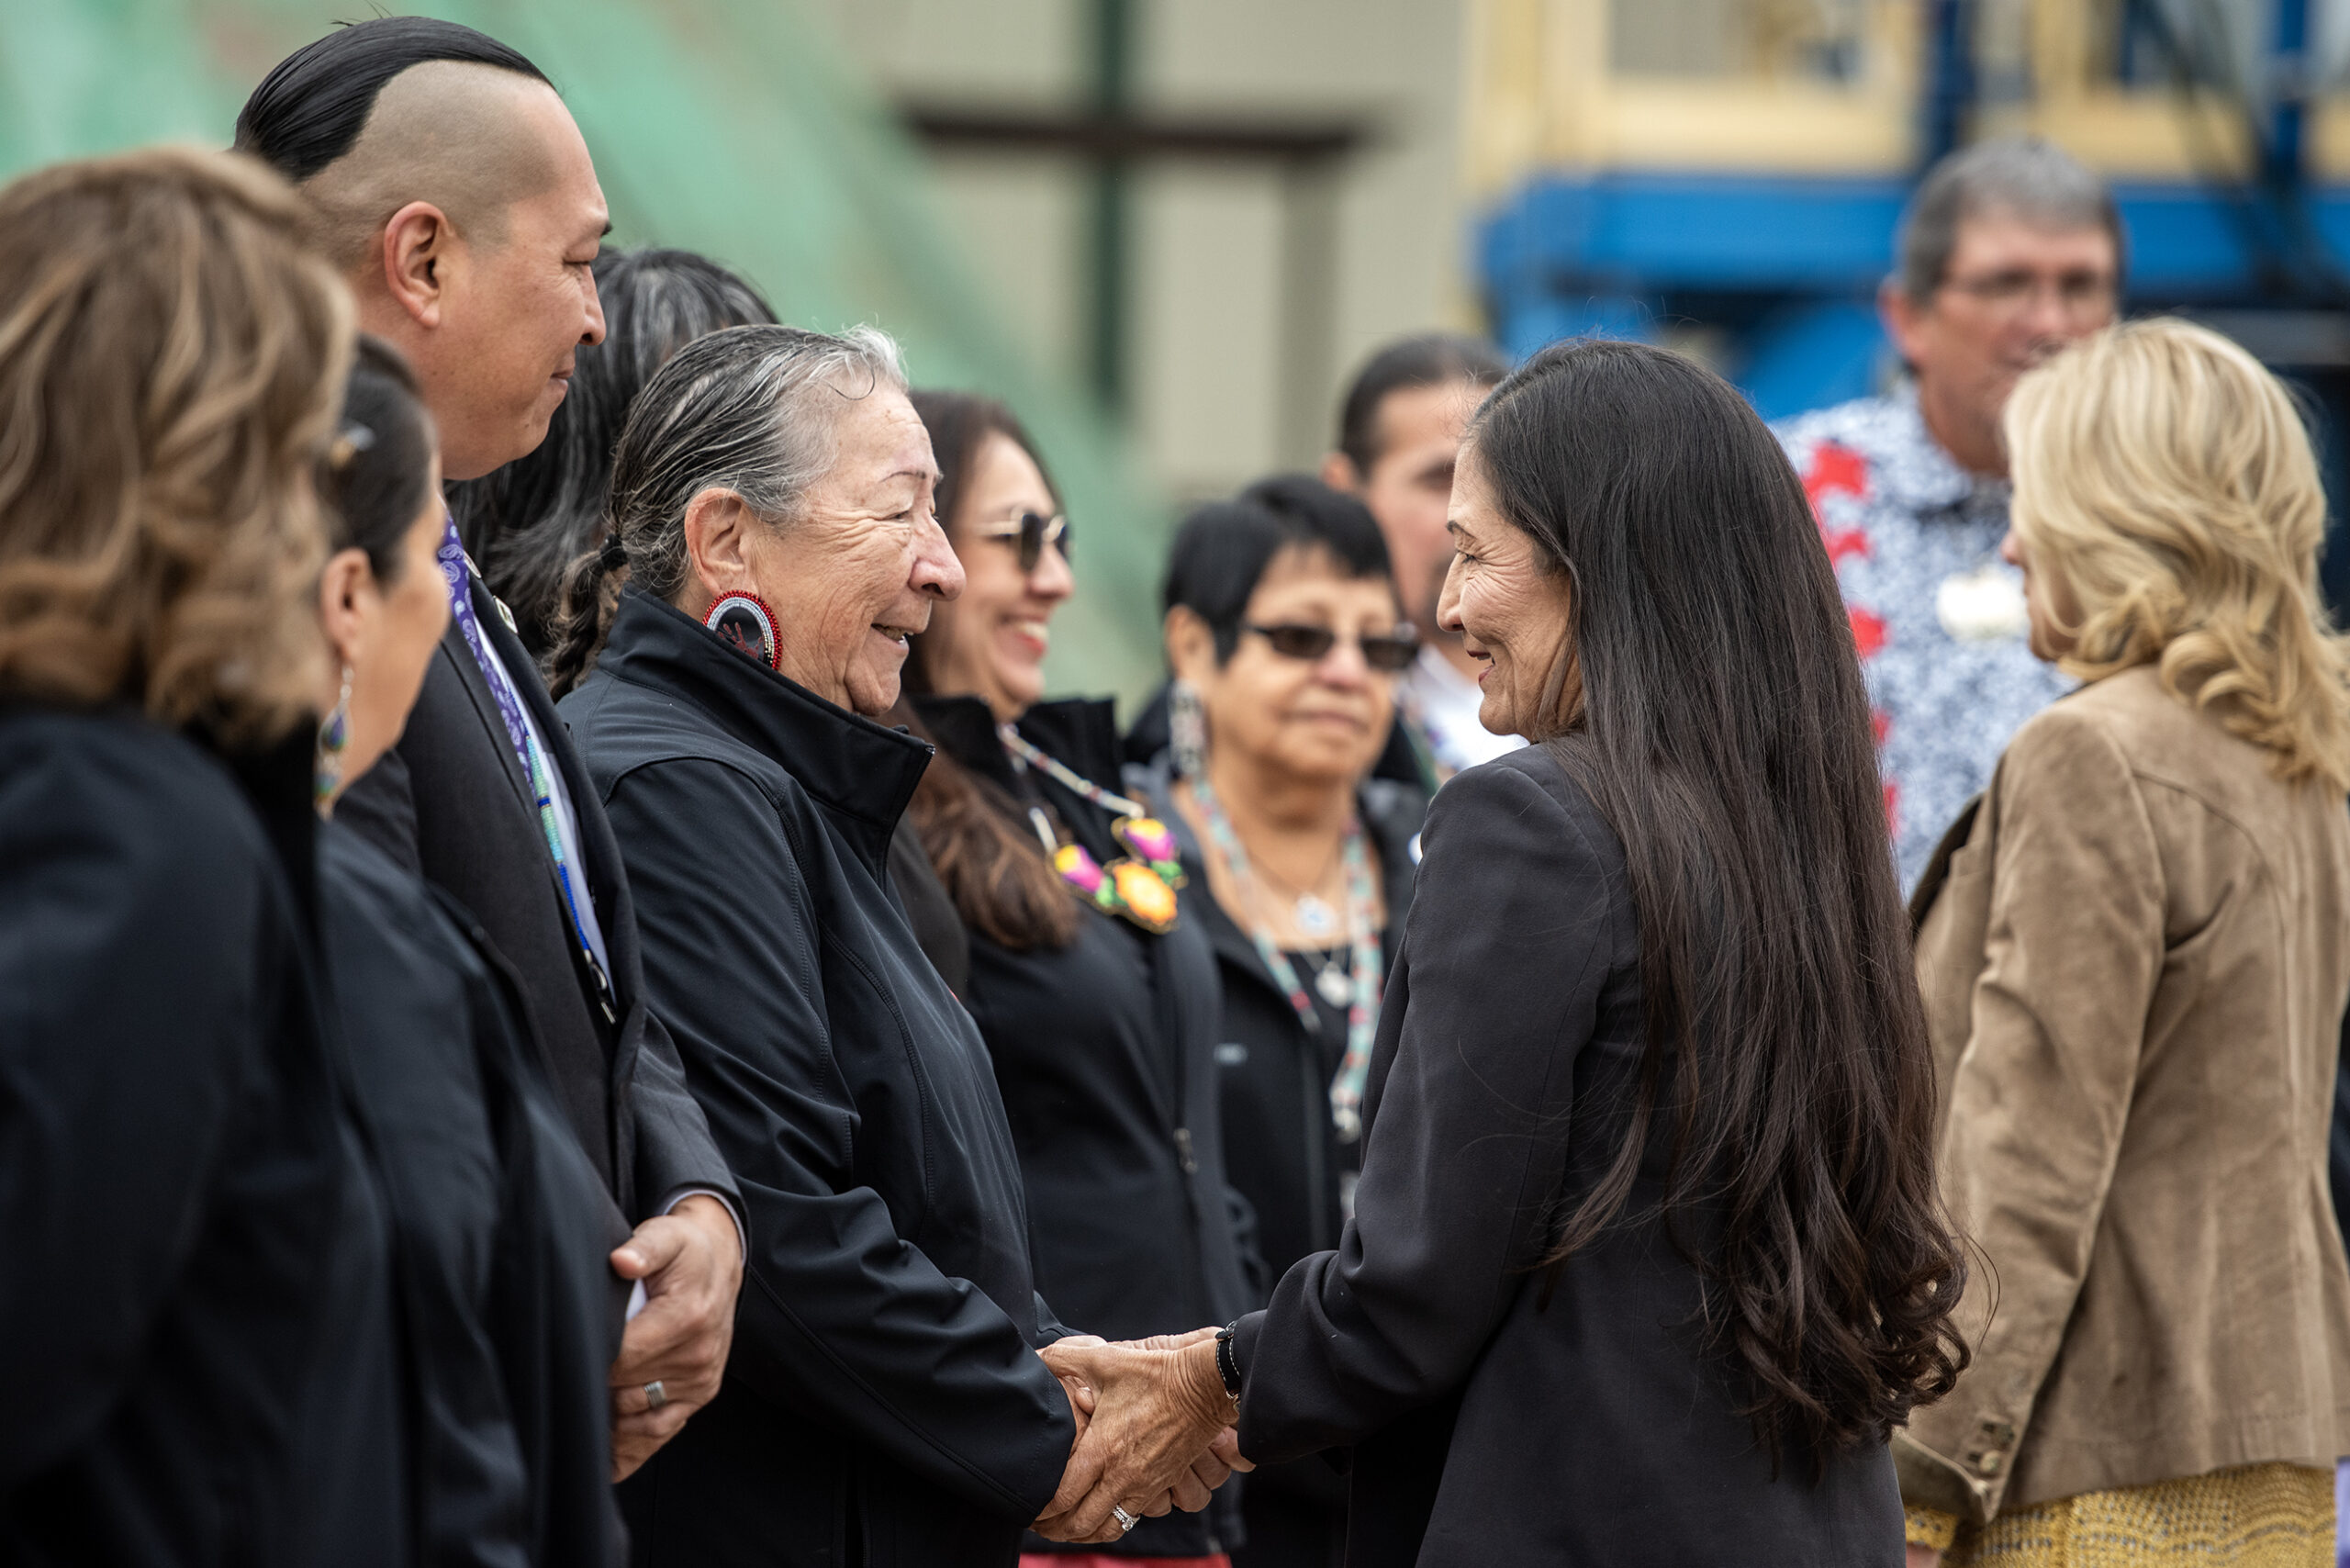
973, 510, 1070, 573
1939, 268, 2116, 321
1242, 622, 1420, 673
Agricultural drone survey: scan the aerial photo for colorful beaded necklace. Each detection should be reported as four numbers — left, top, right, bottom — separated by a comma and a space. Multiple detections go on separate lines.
999, 725, 1186, 934
1191, 776, 1382, 1143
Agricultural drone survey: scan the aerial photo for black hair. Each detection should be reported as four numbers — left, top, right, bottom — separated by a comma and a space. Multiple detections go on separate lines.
1470, 339, 1965, 1460
1160, 474, 1395, 664
323, 336, 437, 583
449, 246, 775, 657
233, 17, 549, 182
1335, 332, 1509, 477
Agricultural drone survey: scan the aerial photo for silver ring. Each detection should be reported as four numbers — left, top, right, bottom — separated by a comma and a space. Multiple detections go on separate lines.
643, 1380, 668, 1411
1111, 1505, 1138, 1533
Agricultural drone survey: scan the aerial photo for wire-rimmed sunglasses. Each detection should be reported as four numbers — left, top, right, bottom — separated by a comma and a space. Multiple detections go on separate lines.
973, 510, 1070, 573
1242, 622, 1420, 673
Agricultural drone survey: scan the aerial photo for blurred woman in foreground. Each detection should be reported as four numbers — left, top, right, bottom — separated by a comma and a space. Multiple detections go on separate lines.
1902, 319, 2350, 1567
0, 146, 406, 1566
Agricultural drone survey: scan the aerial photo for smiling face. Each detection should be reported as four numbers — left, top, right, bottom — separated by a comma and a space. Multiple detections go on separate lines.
735, 386, 962, 716
1168, 545, 1404, 788
1437, 443, 1577, 740
920, 431, 1073, 720
1334, 377, 1487, 640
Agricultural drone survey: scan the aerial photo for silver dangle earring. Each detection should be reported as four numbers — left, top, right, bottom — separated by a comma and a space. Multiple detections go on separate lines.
314, 664, 353, 806
1170, 678, 1207, 779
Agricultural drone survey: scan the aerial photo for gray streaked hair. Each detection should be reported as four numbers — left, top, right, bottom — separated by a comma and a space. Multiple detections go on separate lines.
547, 321, 906, 696
1896, 136, 2124, 303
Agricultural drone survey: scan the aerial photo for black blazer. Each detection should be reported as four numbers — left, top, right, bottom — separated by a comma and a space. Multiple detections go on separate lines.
339, 571, 736, 1225
319, 821, 632, 1568
0, 708, 408, 1567
914, 695, 1257, 1560
561, 591, 1076, 1568
1230, 745, 1903, 1567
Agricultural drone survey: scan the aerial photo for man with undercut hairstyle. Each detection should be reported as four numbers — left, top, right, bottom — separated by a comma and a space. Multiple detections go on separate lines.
235, 13, 744, 1512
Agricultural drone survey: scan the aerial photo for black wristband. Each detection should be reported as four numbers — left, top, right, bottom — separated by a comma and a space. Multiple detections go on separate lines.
1214, 1319, 1244, 1402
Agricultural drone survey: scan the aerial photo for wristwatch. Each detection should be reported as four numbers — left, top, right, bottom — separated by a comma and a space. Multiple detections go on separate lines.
1214, 1320, 1244, 1403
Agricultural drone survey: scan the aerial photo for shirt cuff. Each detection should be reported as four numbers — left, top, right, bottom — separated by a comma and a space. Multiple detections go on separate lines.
658, 1184, 747, 1260
1906, 1506, 1959, 1551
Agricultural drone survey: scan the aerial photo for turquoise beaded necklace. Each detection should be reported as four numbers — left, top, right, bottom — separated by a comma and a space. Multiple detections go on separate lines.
1191, 776, 1382, 1142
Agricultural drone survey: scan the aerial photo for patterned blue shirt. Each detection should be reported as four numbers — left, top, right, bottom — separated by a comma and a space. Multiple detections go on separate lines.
1774, 391, 2074, 892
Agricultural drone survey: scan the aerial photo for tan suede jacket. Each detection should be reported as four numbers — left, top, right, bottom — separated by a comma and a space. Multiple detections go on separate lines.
1899, 666, 2350, 1524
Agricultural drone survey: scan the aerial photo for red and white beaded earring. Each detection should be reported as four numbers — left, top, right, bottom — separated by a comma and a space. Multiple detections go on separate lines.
704, 590, 781, 671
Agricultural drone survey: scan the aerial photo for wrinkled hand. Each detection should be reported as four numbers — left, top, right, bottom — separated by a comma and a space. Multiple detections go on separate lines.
1031, 1329, 1251, 1543
608, 1195, 744, 1481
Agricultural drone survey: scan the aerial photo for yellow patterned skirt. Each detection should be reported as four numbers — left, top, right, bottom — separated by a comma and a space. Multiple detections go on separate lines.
1906, 1462, 2335, 1567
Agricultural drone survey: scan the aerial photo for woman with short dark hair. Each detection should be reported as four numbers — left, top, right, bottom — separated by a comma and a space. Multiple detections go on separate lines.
1128, 476, 1425, 1568
1040, 339, 1967, 1565
892, 388, 1258, 1566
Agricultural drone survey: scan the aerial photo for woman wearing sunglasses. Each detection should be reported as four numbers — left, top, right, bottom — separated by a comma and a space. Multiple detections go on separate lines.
893, 390, 1259, 1567
1127, 476, 1427, 1568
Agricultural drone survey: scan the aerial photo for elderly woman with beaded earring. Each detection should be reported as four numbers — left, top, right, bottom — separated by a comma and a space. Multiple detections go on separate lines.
1900, 319, 2350, 1568
549, 326, 1246, 1568
1124, 476, 1427, 1568
890, 388, 1259, 1568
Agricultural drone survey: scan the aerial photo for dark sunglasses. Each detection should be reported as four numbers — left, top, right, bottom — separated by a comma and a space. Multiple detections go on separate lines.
1243, 622, 1419, 673
973, 510, 1070, 573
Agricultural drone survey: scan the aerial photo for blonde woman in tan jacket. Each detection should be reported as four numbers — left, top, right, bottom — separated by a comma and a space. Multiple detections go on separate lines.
1903, 318, 2350, 1567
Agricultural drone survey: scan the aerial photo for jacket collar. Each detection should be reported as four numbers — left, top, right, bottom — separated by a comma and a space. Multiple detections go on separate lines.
912, 692, 1125, 803
599, 588, 934, 869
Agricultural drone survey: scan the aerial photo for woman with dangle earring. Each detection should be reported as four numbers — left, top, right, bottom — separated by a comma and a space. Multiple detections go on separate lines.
1127, 476, 1428, 1568
890, 389, 1259, 1568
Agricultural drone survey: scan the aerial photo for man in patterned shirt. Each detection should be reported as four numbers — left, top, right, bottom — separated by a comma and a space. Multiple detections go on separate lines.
1775, 138, 2121, 890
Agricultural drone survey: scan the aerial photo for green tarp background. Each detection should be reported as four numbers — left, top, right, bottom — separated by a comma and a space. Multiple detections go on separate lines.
0, 0, 1171, 707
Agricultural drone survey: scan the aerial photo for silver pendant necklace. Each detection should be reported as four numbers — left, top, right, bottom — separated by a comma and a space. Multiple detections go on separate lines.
1312, 955, 1353, 1007
1293, 893, 1337, 941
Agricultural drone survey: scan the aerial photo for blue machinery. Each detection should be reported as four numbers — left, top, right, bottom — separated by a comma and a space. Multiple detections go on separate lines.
1471, 0, 2348, 410
1465, 0, 2350, 599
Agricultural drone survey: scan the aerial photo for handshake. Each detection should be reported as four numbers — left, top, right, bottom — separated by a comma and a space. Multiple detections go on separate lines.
1032, 1327, 1255, 1544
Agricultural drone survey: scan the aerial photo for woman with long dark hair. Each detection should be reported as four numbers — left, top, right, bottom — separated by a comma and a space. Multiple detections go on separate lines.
1035, 338, 1967, 1564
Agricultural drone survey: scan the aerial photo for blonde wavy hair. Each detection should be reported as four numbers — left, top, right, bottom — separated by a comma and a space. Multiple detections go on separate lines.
0, 146, 354, 744
2005, 317, 2350, 791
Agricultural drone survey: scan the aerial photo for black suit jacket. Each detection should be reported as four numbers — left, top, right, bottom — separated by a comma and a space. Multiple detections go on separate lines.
339, 573, 736, 1226
1231, 744, 1902, 1568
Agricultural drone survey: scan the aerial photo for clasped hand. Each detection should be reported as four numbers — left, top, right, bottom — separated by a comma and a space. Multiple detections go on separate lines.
1033, 1328, 1254, 1543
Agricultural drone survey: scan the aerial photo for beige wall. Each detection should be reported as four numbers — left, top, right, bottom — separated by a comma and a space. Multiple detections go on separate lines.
800, 0, 1472, 503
